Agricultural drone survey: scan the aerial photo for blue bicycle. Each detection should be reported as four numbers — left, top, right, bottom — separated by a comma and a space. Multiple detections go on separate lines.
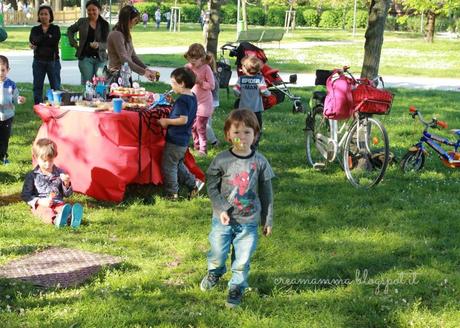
400, 106, 460, 172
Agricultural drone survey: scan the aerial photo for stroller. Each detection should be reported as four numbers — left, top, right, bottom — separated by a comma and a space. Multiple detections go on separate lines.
219, 41, 304, 113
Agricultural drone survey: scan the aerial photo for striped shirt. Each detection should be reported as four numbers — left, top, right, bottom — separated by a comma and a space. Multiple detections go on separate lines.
233, 73, 270, 113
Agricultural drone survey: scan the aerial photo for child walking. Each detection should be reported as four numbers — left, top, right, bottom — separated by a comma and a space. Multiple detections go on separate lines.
233, 56, 270, 148
158, 67, 204, 200
200, 109, 275, 308
21, 138, 83, 228
0, 55, 26, 164
184, 43, 215, 156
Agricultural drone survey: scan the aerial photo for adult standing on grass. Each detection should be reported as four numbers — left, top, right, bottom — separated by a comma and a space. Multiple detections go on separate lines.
107, 5, 158, 83
154, 8, 161, 29
29, 5, 61, 104
67, 0, 109, 85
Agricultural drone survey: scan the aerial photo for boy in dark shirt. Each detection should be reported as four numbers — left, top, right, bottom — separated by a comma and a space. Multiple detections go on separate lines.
158, 67, 204, 200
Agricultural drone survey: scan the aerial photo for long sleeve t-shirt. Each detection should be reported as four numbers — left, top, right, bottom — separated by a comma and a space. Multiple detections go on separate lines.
206, 150, 275, 227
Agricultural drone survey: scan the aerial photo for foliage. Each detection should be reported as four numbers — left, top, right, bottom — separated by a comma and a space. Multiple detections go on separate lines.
402, 0, 460, 16
266, 6, 288, 26
302, 8, 320, 27
319, 10, 342, 28
180, 4, 201, 24
247, 6, 266, 26
221, 4, 237, 24
344, 9, 368, 29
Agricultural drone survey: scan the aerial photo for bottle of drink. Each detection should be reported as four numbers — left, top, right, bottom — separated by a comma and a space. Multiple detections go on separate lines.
120, 62, 131, 87
85, 81, 94, 101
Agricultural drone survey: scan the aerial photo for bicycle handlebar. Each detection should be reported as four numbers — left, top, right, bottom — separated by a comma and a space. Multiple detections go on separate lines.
408, 106, 448, 129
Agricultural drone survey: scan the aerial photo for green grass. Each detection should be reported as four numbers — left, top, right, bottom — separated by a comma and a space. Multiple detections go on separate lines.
3, 25, 460, 78
0, 83, 460, 327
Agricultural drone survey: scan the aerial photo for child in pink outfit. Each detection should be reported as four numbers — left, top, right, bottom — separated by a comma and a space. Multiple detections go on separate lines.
184, 43, 215, 156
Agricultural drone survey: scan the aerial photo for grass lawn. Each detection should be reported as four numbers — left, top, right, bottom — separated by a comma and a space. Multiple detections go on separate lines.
3, 25, 460, 78
0, 82, 459, 327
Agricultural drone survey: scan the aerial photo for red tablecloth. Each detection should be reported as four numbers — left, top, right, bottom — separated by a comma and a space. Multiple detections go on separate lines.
34, 105, 205, 202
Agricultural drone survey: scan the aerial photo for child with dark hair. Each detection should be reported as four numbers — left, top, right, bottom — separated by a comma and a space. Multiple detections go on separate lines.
233, 56, 270, 148
200, 109, 275, 308
0, 55, 26, 164
158, 67, 204, 200
21, 138, 83, 228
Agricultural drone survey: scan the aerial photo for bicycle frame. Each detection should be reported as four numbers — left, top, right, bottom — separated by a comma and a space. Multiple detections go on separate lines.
414, 131, 460, 164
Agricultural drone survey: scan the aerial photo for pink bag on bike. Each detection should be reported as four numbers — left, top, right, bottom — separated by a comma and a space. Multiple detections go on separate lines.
323, 72, 354, 120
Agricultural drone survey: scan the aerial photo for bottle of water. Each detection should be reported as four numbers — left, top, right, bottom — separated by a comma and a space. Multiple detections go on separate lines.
120, 62, 131, 87
85, 81, 94, 101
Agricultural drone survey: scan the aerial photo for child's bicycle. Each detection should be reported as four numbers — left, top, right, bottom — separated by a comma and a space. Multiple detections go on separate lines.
400, 106, 460, 172
305, 67, 392, 189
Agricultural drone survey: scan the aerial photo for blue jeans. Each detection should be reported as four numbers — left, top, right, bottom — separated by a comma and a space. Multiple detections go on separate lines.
32, 59, 61, 104
78, 57, 107, 85
207, 217, 259, 291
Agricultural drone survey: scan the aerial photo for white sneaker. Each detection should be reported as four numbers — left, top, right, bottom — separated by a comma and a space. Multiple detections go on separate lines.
195, 179, 205, 192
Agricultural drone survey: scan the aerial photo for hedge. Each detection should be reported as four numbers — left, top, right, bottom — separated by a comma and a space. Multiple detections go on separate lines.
319, 10, 342, 28
302, 8, 319, 27
247, 7, 265, 26
344, 9, 368, 29
266, 6, 287, 26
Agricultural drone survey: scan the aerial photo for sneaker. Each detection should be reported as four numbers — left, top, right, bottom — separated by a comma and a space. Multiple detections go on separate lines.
226, 285, 243, 308
54, 204, 71, 228
2, 158, 9, 165
70, 203, 83, 228
195, 179, 205, 193
200, 272, 220, 291
164, 193, 179, 201
211, 140, 220, 147
188, 187, 199, 199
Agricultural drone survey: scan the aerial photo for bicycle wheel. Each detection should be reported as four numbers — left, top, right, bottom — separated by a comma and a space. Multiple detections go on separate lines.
343, 116, 389, 188
305, 105, 329, 169
400, 149, 425, 172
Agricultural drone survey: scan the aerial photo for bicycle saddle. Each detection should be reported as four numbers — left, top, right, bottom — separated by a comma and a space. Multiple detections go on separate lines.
449, 129, 460, 136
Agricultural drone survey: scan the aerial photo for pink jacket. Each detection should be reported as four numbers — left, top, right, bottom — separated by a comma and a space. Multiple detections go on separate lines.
185, 63, 215, 117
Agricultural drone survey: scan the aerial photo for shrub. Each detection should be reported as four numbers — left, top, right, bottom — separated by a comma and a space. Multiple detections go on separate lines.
302, 8, 319, 27
456, 18, 460, 33
345, 9, 368, 29
406, 16, 421, 32
319, 10, 341, 28
435, 16, 449, 32
385, 15, 397, 31
296, 8, 306, 26
181, 4, 200, 23
247, 7, 265, 26
221, 4, 237, 24
266, 6, 287, 26
395, 15, 408, 31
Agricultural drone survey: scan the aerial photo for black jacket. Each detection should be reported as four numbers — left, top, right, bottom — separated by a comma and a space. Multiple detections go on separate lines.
67, 17, 109, 60
29, 24, 60, 61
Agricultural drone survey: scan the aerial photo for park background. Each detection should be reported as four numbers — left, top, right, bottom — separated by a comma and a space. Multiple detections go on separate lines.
1, 0, 460, 327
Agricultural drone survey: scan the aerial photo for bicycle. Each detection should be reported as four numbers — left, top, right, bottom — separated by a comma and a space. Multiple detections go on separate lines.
305, 67, 392, 188
400, 106, 460, 172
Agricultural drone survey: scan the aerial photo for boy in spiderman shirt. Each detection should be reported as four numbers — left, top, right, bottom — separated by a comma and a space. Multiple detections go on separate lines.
200, 109, 275, 308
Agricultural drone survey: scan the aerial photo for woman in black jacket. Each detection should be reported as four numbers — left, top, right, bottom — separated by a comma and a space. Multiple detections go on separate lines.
29, 5, 61, 104
67, 0, 109, 84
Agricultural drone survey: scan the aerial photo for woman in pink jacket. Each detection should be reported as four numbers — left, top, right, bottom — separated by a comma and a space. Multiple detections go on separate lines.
184, 43, 215, 156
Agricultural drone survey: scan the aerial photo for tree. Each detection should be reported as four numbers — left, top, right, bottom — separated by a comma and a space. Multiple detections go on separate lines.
361, 0, 391, 79
402, 0, 460, 42
205, 0, 222, 58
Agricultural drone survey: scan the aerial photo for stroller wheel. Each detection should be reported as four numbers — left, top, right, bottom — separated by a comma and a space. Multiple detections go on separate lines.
292, 100, 304, 113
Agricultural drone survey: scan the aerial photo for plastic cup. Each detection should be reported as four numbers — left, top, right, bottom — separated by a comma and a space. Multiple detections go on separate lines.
112, 98, 123, 113
52, 91, 62, 107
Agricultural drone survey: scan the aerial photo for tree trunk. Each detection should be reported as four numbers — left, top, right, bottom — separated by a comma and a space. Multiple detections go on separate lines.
242, 0, 248, 31
205, 0, 221, 58
425, 10, 435, 43
361, 0, 391, 79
